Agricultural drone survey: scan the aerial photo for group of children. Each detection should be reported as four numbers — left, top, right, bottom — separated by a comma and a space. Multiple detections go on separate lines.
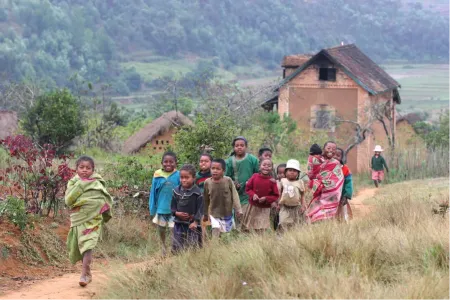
65, 138, 389, 287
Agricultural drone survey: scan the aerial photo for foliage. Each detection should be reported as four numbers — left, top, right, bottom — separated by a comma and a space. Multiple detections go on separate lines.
257, 112, 297, 153
22, 89, 85, 150
174, 113, 238, 164
422, 111, 449, 149
0, 0, 447, 91
0, 135, 74, 216
0, 196, 32, 231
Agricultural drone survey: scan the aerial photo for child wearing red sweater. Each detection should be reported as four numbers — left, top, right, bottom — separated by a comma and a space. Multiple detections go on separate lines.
242, 159, 279, 233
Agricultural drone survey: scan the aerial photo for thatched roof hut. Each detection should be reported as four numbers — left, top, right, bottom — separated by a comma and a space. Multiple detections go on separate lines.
0, 110, 18, 140
123, 110, 193, 154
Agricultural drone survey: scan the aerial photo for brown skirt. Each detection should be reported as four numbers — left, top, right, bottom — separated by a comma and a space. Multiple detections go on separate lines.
279, 205, 304, 226
241, 204, 271, 230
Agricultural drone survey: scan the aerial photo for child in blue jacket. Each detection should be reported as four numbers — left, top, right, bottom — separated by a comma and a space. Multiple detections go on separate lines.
149, 151, 180, 256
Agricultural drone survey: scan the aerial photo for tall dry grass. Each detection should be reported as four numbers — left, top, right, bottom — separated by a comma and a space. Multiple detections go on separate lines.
99, 178, 449, 299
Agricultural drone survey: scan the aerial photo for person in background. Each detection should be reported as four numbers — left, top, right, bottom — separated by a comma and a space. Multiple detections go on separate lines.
258, 147, 278, 178
307, 143, 324, 181
65, 156, 113, 287
371, 145, 389, 188
149, 151, 180, 256
226, 136, 259, 229
204, 159, 242, 238
171, 164, 203, 254
272, 163, 286, 231
196, 153, 212, 241
335, 148, 353, 222
242, 158, 279, 233
278, 159, 306, 232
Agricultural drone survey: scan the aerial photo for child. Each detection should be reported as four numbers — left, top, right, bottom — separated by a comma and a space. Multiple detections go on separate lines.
335, 148, 353, 221
278, 159, 306, 231
307, 143, 324, 181
226, 136, 259, 223
149, 151, 180, 256
195, 153, 212, 241
65, 156, 113, 287
204, 159, 243, 238
371, 145, 389, 188
258, 147, 277, 178
171, 164, 203, 254
272, 163, 286, 231
242, 159, 279, 233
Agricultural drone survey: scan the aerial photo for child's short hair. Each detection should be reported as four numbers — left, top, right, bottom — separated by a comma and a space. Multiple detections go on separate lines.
199, 152, 213, 161
309, 143, 322, 155
260, 158, 273, 166
277, 163, 287, 173
76, 155, 95, 169
336, 147, 345, 164
211, 158, 226, 171
258, 147, 272, 157
323, 140, 337, 149
180, 164, 196, 177
232, 136, 248, 147
162, 151, 177, 162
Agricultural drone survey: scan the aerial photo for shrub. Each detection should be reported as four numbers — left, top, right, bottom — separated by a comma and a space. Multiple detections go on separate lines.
0, 196, 31, 230
22, 89, 85, 150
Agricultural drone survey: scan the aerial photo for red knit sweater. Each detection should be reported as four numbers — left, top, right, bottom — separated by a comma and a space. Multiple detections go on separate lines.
245, 173, 280, 208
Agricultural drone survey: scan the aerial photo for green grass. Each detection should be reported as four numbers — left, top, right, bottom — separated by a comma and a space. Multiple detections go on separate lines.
121, 60, 197, 82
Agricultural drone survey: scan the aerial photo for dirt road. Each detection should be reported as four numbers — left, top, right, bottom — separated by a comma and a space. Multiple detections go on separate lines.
0, 189, 377, 299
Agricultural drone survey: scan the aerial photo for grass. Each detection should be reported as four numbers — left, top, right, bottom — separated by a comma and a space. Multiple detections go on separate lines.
98, 178, 449, 299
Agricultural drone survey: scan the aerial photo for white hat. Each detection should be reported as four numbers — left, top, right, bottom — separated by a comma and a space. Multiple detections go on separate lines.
373, 145, 384, 152
286, 159, 301, 172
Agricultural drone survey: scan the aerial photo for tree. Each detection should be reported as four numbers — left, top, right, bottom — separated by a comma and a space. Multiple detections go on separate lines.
22, 89, 85, 150
257, 111, 297, 153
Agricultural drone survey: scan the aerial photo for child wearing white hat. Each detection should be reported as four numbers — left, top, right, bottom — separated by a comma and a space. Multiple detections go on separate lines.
277, 159, 306, 231
371, 145, 389, 188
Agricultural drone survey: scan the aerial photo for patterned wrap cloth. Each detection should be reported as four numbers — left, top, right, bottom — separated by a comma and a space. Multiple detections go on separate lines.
306, 158, 344, 223
65, 173, 113, 264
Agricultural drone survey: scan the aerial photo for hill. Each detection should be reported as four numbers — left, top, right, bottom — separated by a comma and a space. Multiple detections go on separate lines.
0, 0, 448, 95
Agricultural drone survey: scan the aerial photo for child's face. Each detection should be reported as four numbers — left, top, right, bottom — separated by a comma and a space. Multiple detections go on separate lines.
211, 162, 224, 180
77, 161, 94, 179
260, 159, 273, 176
375, 151, 381, 156
199, 155, 212, 172
180, 170, 195, 189
162, 155, 176, 172
286, 168, 299, 181
277, 167, 286, 180
234, 140, 247, 157
334, 150, 343, 163
323, 143, 337, 159
260, 150, 272, 160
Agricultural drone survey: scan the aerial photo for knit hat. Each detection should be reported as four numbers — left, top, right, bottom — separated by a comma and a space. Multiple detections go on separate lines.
373, 145, 384, 152
286, 159, 301, 172
309, 143, 322, 155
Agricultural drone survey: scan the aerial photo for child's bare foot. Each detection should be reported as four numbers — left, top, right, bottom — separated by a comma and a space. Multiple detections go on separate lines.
79, 276, 89, 287
161, 246, 167, 257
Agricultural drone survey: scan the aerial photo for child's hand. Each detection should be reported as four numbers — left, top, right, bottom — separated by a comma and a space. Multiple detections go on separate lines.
259, 197, 266, 203
253, 194, 259, 201
271, 202, 278, 209
189, 221, 198, 230
203, 215, 209, 222
176, 212, 190, 220
270, 178, 276, 183
236, 211, 243, 220
300, 204, 307, 213
234, 181, 241, 190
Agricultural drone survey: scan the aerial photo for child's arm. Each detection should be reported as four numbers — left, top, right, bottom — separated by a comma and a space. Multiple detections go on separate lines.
170, 190, 177, 216
300, 191, 306, 210
230, 179, 242, 215
64, 178, 84, 207
382, 157, 389, 172
245, 175, 256, 200
203, 181, 210, 218
192, 194, 204, 229
149, 177, 158, 216
343, 174, 354, 200
264, 180, 280, 204
225, 158, 233, 178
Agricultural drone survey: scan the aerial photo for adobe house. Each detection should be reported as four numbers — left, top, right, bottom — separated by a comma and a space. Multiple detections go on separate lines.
262, 44, 401, 173
123, 110, 193, 154
396, 113, 426, 148
0, 110, 18, 140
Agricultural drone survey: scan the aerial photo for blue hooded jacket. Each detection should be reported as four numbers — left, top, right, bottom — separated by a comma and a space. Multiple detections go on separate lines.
149, 169, 180, 215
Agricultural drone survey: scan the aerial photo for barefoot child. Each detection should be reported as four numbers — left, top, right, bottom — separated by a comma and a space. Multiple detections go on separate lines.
371, 145, 389, 188
226, 137, 259, 228
335, 148, 353, 221
272, 163, 286, 231
278, 159, 305, 231
65, 156, 113, 287
204, 159, 243, 238
171, 164, 203, 253
196, 153, 213, 241
242, 159, 279, 233
149, 151, 180, 256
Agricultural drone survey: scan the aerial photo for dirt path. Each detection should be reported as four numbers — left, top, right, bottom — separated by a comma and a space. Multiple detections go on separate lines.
0, 189, 378, 299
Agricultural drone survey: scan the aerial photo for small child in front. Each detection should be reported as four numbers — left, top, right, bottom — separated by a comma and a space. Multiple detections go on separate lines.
203, 159, 242, 238
149, 151, 180, 256
196, 153, 213, 241
371, 145, 389, 188
272, 163, 286, 231
335, 148, 354, 221
171, 164, 203, 254
65, 156, 113, 287
242, 158, 279, 233
278, 159, 305, 231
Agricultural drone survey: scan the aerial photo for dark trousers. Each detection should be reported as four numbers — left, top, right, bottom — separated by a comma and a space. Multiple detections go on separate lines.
172, 222, 202, 254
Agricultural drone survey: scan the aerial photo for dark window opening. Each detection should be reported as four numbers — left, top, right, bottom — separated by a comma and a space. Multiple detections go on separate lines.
155, 140, 159, 145
153, 147, 156, 150
159, 147, 162, 150
314, 107, 332, 129
166, 140, 169, 144
319, 68, 336, 81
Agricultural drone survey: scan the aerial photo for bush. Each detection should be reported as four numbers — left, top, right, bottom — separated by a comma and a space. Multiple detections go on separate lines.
22, 89, 85, 150
0, 196, 31, 230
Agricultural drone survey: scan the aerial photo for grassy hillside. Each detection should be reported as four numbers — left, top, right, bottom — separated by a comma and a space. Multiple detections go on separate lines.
99, 178, 449, 299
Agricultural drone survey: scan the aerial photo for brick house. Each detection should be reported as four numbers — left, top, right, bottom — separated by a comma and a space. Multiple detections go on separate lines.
262, 44, 401, 173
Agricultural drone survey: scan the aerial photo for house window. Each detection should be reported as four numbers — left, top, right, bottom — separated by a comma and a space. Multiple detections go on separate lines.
166, 140, 169, 144
319, 68, 336, 81
311, 104, 335, 132
155, 140, 159, 145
